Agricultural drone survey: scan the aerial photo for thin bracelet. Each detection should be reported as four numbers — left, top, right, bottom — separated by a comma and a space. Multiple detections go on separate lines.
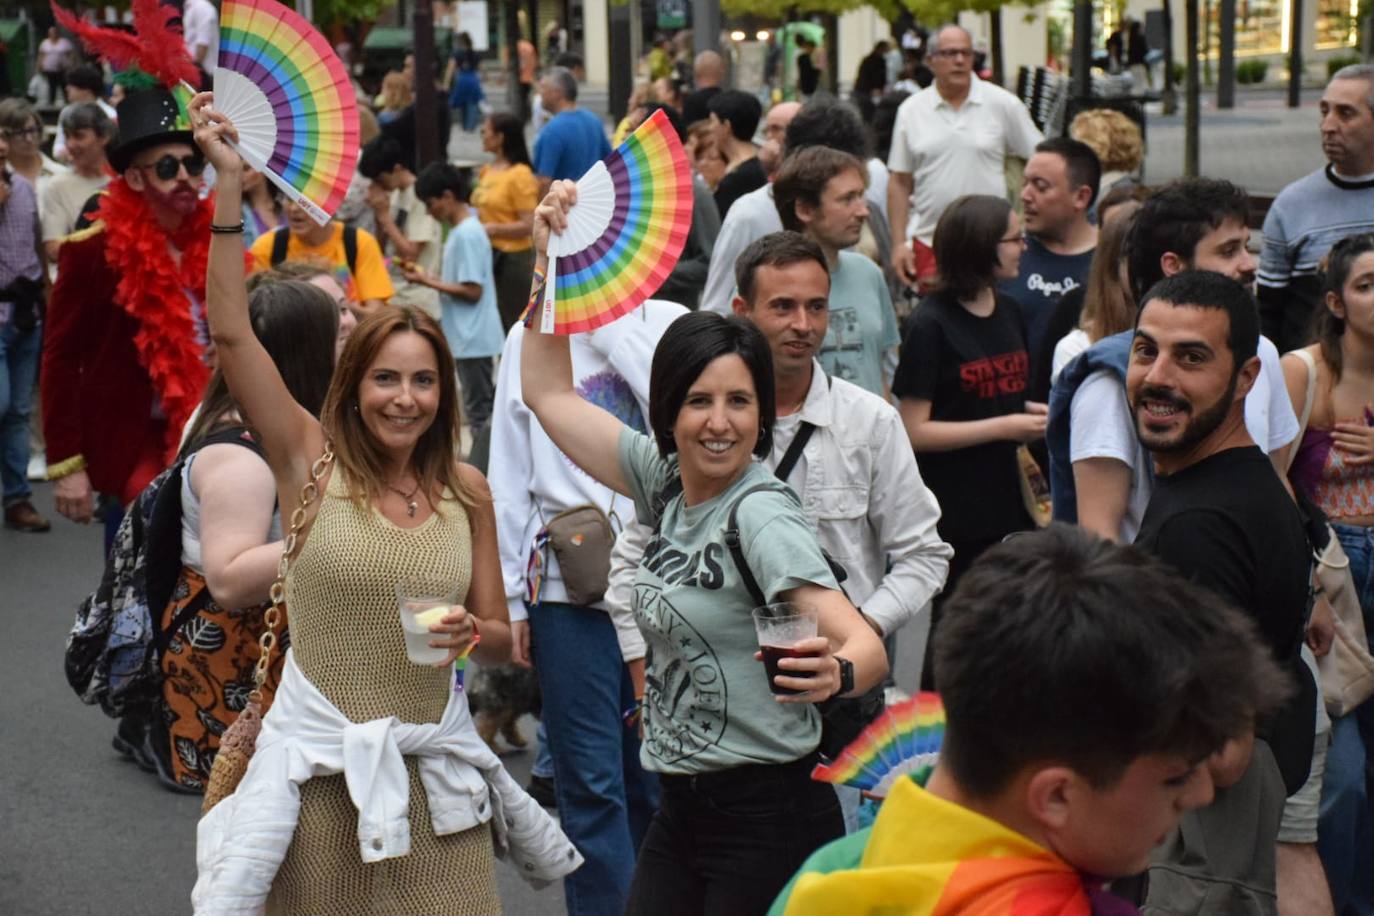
209, 221, 245, 234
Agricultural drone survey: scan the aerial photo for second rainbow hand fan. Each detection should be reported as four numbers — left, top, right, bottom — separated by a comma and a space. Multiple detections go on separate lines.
811, 692, 945, 799
535, 108, 693, 334
211, 0, 359, 225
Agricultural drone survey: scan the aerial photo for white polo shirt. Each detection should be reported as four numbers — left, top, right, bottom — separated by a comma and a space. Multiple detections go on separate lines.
887, 75, 1042, 245
182, 0, 220, 69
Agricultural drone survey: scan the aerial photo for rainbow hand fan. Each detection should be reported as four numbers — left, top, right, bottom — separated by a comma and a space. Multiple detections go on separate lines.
812, 692, 945, 799
534, 108, 693, 334
210, 0, 359, 225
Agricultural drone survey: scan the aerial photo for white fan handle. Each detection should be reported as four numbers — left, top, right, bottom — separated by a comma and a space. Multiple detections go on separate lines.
540, 253, 558, 334
181, 79, 332, 227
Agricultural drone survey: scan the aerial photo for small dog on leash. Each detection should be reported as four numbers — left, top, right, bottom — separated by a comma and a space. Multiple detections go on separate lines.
467, 662, 542, 754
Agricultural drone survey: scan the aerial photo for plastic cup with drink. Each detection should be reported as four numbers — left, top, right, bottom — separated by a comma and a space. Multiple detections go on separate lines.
395, 583, 460, 665
752, 602, 821, 695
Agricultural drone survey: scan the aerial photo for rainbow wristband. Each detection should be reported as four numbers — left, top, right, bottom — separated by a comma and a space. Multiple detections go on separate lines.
521, 267, 548, 328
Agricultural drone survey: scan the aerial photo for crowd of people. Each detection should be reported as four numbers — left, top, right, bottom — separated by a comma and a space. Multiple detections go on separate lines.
6, 12, 1374, 916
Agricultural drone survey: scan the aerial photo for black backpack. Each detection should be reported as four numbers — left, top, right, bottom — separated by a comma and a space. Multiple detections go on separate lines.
269, 224, 358, 275
65, 427, 265, 718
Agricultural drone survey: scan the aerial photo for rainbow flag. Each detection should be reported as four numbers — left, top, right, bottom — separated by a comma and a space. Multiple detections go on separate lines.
771, 776, 1132, 916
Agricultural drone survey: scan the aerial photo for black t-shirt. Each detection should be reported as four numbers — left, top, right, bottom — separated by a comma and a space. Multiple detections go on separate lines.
713, 157, 767, 220
1134, 446, 1309, 660
893, 290, 1034, 543
798, 52, 820, 95
998, 236, 1095, 368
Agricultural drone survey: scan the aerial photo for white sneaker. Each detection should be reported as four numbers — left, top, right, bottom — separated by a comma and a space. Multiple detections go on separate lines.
27, 454, 46, 481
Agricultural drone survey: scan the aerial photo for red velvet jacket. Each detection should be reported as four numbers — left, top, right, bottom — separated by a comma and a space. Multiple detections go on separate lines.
40, 227, 161, 496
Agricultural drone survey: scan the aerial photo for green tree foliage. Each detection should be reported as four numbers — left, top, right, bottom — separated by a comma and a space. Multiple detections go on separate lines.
294, 0, 396, 29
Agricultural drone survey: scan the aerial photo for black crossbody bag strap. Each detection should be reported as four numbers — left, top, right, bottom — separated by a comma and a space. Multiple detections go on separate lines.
773, 422, 817, 483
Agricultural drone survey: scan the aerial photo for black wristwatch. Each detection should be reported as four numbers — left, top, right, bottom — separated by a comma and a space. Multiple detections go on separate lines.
833, 655, 854, 697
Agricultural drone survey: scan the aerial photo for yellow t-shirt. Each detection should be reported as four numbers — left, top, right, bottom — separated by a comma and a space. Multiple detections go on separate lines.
471, 163, 538, 254
249, 222, 395, 303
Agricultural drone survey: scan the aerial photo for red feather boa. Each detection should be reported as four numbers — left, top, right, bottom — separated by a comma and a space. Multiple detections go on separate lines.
95, 178, 213, 460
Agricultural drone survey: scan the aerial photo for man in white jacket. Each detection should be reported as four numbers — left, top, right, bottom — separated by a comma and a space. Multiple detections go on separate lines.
609, 232, 952, 691
489, 298, 686, 916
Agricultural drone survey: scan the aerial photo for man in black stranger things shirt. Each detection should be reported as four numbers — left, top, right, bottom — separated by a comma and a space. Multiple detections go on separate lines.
1000, 137, 1100, 363
1126, 271, 1311, 913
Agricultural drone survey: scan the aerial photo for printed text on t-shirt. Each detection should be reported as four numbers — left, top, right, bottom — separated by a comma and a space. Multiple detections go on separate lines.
959, 350, 1029, 399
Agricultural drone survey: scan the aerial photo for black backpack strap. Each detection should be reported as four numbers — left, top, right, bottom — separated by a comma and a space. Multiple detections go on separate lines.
773, 422, 817, 483
343, 224, 358, 276
269, 227, 290, 266
146, 426, 266, 652
725, 483, 799, 608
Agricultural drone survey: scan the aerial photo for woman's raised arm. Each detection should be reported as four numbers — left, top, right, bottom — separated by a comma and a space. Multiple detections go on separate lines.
520, 180, 632, 496
190, 93, 324, 487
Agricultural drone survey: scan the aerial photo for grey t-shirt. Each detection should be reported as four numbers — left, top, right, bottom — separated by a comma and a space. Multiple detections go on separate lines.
819, 251, 900, 397
618, 428, 838, 775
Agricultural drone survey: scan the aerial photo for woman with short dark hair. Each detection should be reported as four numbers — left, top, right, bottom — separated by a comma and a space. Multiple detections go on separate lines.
522, 181, 887, 915
893, 194, 1043, 687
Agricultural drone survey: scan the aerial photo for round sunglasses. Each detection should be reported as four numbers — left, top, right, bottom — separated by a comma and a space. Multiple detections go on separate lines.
138, 153, 207, 181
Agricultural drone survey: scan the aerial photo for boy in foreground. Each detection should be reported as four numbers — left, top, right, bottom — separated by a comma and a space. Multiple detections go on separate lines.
770, 524, 1289, 915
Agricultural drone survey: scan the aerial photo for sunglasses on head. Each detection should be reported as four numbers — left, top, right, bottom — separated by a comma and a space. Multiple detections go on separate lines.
140, 153, 206, 181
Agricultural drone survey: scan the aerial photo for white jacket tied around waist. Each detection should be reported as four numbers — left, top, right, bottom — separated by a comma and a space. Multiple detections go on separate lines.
193, 651, 583, 915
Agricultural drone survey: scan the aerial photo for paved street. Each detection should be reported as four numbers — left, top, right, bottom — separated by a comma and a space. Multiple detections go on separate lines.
1141, 87, 1327, 194
0, 485, 564, 915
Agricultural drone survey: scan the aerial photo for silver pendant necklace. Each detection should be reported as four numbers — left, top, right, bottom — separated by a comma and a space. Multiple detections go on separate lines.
387, 480, 421, 517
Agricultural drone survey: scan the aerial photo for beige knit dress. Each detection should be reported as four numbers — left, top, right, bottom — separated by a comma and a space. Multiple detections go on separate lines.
266, 470, 501, 915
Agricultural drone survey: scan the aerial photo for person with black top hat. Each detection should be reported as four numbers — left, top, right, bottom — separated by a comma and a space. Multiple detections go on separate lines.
41, 80, 214, 555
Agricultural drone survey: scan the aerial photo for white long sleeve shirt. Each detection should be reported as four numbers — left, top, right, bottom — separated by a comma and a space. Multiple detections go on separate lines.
193, 653, 582, 915
489, 300, 687, 628
607, 360, 953, 659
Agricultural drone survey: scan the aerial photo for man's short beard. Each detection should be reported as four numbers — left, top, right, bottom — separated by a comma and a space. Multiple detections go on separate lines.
142, 181, 199, 217
1134, 370, 1240, 455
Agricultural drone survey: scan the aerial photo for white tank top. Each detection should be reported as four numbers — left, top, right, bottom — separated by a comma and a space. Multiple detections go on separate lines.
180, 447, 283, 574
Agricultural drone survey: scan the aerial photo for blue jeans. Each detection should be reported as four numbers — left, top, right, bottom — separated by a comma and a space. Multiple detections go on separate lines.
528, 600, 659, 916
1319, 523, 1374, 914
0, 319, 39, 506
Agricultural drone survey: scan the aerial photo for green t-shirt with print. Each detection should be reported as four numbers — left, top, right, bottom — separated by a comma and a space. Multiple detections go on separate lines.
618, 428, 838, 775
819, 250, 900, 397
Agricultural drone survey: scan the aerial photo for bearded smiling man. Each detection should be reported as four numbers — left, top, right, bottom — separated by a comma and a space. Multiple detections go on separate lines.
1124, 270, 1315, 915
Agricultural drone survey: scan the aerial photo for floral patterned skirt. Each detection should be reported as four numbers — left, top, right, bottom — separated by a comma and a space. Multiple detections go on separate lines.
156, 567, 287, 791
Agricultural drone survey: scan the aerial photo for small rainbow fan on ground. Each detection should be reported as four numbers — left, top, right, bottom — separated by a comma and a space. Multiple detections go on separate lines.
811, 692, 945, 799
211, 0, 359, 225
531, 109, 693, 334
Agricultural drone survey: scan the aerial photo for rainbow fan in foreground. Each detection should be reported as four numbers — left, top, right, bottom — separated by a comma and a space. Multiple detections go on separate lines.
211, 0, 359, 225
532, 109, 693, 334
812, 692, 945, 799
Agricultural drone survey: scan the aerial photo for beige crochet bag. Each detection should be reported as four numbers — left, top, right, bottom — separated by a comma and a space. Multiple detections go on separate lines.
202, 448, 334, 813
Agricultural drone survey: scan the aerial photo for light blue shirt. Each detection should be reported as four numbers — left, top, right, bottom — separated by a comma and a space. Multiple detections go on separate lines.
439, 214, 504, 358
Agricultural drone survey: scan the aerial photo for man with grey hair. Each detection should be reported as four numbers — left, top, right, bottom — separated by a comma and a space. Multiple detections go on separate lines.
886, 24, 1041, 290
42, 102, 113, 259
1258, 63, 1374, 353
531, 65, 609, 195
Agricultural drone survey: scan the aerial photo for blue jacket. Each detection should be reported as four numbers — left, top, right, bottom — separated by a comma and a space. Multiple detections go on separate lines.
1046, 330, 1143, 523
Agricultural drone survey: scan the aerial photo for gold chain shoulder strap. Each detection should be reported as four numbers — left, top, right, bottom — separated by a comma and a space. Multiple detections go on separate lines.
250, 446, 335, 700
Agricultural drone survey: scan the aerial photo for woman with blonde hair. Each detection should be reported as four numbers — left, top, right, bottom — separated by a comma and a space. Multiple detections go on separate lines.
376, 70, 412, 125
1048, 199, 1142, 382
190, 92, 578, 913
1069, 108, 1143, 200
